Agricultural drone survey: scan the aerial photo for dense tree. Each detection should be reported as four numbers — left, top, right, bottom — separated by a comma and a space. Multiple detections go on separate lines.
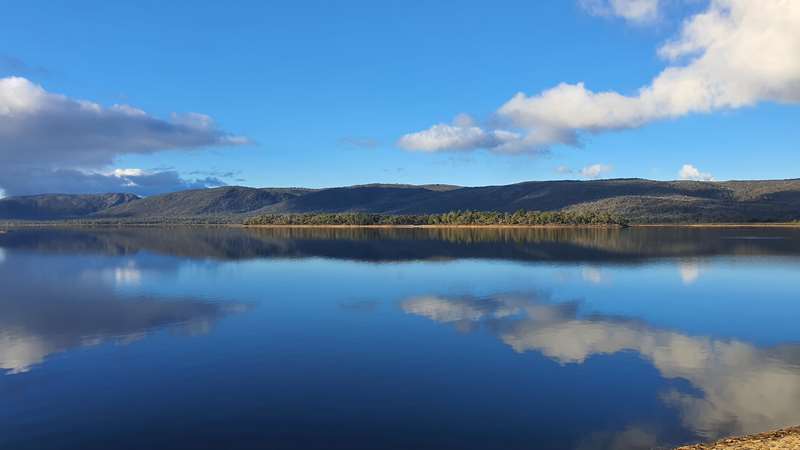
243, 210, 629, 226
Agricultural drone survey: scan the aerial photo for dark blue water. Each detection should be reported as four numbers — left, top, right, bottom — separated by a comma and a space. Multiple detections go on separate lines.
1, 227, 799, 449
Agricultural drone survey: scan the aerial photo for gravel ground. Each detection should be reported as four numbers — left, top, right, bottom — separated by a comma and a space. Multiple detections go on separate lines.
676, 426, 800, 449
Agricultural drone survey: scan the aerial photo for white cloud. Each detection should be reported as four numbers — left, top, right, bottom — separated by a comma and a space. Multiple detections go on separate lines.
0, 77, 249, 195
398, 115, 521, 152
678, 164, 714, 181
400, 0, 800, 154
579, 0, 661, 23
112, 168, 147, 178
581, 163, 613, 179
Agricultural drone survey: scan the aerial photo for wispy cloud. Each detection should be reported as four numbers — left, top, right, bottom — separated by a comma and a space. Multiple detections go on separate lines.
187, 169, 242, 179
578, 0, 662, 24
555, 165, 574, 175
338, 136, 381, 150
0, 55, 50, 78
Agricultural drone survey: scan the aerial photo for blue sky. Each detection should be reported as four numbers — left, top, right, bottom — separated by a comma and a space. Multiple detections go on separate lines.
1, 0, 798, 195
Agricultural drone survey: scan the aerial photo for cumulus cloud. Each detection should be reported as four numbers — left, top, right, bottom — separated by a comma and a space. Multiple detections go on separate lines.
580, 163, 613, 179
0, 77, 248, 196
402, 291, 800, 440
397, 114, 522, 152
400, 0, 800, 154
579, 0, 661, 23
678, 164, 715, 181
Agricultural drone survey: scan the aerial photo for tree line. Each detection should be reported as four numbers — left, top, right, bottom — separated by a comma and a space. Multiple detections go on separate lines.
244, 210, 629, 226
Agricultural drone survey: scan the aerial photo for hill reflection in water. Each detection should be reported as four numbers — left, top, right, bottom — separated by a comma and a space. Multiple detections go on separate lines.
2, 226, 799, 263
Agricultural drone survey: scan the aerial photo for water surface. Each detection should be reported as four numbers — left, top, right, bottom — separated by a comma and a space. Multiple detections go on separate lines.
1, 226, 799, 449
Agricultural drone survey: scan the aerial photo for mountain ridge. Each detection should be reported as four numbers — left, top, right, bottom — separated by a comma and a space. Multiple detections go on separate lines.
2, 178, 800, 223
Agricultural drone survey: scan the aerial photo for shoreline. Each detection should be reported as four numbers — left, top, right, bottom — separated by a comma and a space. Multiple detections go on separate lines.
243, 223, 800, 229
2, 222, 800, 229
636, 223, 800, 228
0, 221, 800, 233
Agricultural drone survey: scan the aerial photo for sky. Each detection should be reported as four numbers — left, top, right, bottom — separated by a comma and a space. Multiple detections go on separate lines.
1, 0, 799, 196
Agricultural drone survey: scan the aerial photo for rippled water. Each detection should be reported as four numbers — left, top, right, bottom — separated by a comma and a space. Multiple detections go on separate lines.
1, 226, 799, 450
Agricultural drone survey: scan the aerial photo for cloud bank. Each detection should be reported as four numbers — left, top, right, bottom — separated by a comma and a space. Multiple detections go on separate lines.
399, 0, 800, 154
0, 77, 248, 196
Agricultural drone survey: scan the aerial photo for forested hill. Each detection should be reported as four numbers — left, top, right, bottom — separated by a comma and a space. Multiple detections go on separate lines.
2, 178, 800, 223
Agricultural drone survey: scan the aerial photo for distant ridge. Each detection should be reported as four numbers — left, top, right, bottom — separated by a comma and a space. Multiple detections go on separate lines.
2, 178, 800, 223
0, 193, 140, 220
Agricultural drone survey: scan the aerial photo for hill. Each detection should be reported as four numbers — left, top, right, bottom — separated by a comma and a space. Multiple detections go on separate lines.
2, 179, 800, 223
97, 186, 312, 218
0, 193, 140, 220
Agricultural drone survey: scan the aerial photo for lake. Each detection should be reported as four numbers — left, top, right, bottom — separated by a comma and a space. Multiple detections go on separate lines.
1, 226, 799, 450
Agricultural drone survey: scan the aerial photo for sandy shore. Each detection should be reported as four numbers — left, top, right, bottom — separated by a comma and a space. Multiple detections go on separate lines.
676, 426, 800, 449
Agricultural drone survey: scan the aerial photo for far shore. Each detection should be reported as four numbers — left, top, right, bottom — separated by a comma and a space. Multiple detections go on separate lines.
242, 223, 800, 229
636, 222, 800, 228
2, 222, 800, 229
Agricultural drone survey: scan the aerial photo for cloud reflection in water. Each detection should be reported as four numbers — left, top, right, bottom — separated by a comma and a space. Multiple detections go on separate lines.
0, 250, 248, 374
402, 292, 800, 440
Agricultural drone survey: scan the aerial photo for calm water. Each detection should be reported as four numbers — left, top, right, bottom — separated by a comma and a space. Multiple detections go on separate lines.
1, 227, 799, 450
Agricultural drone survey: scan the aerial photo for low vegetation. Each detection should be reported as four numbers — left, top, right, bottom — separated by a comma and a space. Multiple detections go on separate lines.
244, 210, 629, 226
